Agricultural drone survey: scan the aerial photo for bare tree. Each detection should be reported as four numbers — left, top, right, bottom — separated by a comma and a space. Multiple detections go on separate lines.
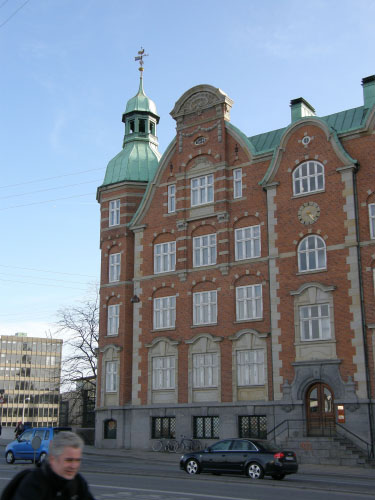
54, 288, 99, 427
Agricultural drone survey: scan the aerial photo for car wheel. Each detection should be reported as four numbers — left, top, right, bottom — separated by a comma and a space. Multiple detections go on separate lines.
38, 452, 47, 465
185, 459, 200, 475
272, 473, 285, 480
5, 451, 15, 464
246, 462, 264, 479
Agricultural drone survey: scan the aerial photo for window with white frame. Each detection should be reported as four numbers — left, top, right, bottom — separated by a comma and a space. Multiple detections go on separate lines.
237, 349, 265, 386
153, 296, 176, 329
152, 356, 175, 389
107, 304, 119, 336
154, 242, 176, 274
191, 174, 214, 207
298, 235, 326, 272
193, 291, 217, 325
105, 361, 117, 392
236, 285, 263, 321
299, 304, 331, 341
293, 161, 324, 196
109, 199, 120, 226
369, 204, 375, 239
235, 226, 261, 260
109, 253, 121, 282
233, 168, 242, 199
193, 353, 218, 388
193, 234, 216, 267
168, 184, 176, 213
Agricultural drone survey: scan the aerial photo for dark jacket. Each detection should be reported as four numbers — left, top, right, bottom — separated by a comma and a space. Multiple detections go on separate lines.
12, 462, 95, 500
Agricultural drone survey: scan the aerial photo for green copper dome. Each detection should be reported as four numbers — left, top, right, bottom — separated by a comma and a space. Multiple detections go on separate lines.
99, 75, 161, 189
124, 77, 158, 117
102, 142, 160, 184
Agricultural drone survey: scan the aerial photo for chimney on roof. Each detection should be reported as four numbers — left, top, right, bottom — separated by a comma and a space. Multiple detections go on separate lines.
290, 98, 316, 123
362, 75, 375, 109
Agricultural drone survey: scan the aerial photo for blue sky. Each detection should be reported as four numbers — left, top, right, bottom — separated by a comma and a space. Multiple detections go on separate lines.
1, 0, 374, 338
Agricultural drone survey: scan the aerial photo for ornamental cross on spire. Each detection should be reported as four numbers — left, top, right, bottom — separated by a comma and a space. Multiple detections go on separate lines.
134, 47, 148, 73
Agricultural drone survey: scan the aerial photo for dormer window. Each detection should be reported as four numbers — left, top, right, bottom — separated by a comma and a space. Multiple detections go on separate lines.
129, 120, 135, 134
149, 121, 155, 135
194, 136, 206, 145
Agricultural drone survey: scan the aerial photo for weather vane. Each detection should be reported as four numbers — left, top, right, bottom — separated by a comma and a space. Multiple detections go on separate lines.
135, 47, 148, 73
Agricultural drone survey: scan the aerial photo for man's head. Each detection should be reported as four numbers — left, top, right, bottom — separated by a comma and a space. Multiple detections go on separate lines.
49, 431, 84, 480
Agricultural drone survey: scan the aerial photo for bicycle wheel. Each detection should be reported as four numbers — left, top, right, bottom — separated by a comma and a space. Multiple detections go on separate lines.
167, 439, 177, 452
192, 439, 202, 451
152, 439, 163, 452
173, 441, 184, 453
183, 439, 194, 451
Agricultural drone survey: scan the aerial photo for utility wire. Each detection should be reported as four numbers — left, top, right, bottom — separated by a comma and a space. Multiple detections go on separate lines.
0, 278, 88, 290
0, 0, 30, 29
0, 192, 94, 211
0, 264, 97, 278
0, 179, 101, 200
0, 272, 95, 286
0, 167, 105, 189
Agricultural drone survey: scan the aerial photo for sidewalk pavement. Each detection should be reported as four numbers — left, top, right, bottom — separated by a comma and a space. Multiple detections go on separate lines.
82, 444, 375, 479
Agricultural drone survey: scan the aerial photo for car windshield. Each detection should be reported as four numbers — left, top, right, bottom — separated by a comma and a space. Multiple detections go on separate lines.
252, 440, 276, 452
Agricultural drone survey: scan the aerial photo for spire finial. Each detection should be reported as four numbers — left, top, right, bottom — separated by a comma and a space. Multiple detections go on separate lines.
134, 47, 148, 75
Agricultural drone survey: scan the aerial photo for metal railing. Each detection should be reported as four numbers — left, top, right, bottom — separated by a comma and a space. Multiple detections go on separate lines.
266, 418, 373, 459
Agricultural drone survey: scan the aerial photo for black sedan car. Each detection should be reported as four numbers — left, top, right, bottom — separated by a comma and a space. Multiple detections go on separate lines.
180, 438, 298, 480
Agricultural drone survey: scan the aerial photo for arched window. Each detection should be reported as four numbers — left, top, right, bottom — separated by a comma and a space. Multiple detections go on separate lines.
298, 235, 326, 272
293, 161, 324, 196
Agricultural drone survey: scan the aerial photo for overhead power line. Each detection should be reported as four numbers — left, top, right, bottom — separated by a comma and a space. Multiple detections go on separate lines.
0, 278, 88, 290
0, 0, 30, 29
0, 192, 94, 211
0, 264, 97, 278
0, 272, 95, 286
0, 179, 101, 200
0, 167, 105, 189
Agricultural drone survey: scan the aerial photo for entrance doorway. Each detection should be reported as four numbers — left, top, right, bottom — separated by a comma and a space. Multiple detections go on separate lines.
306, 383, 335, 436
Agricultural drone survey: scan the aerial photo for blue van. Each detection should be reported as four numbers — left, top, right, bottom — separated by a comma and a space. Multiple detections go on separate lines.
5, 427, 72, 464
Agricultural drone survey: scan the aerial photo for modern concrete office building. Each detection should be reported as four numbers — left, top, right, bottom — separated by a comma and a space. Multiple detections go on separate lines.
0, 333, 62, 427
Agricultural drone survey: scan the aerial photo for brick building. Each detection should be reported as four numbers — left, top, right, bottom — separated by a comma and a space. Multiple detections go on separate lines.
95, 69, 375, 455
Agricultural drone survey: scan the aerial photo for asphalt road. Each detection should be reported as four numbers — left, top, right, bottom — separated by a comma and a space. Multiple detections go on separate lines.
0, 451, 374, 500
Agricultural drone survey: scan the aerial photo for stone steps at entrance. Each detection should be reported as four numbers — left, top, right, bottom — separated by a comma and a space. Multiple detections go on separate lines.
276, 435, 372, 467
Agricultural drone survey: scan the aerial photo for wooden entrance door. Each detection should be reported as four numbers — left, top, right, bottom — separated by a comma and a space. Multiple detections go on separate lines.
306, 383, 335, 436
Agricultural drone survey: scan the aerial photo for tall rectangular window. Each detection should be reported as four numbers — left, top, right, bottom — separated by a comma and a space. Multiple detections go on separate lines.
193, 234, 216, 267
233, 168, 242, 199
168, 185, 176, 213
153, 296, 176, 329
109, 253, 121, 282
193, 353, 218, 388
236, 285, 262, 320
105, 361, 117, 392
152, 356, 175, 390
193, 291, 217, 325
237, 349, 265, 386
191, 174, 214, 207
369, 204, 375, 239
300, 304, 330, 341
154, 242, 176, 274
235, 226, 261, 260
109, 199, 120, 227
107, 304, 119, 336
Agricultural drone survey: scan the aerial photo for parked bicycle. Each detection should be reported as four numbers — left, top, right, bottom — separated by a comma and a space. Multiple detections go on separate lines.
151, 438, 176, 452
173, 435, 202, 453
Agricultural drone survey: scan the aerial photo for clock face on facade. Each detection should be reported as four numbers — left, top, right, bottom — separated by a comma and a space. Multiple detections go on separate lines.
298, 201, 320, 225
